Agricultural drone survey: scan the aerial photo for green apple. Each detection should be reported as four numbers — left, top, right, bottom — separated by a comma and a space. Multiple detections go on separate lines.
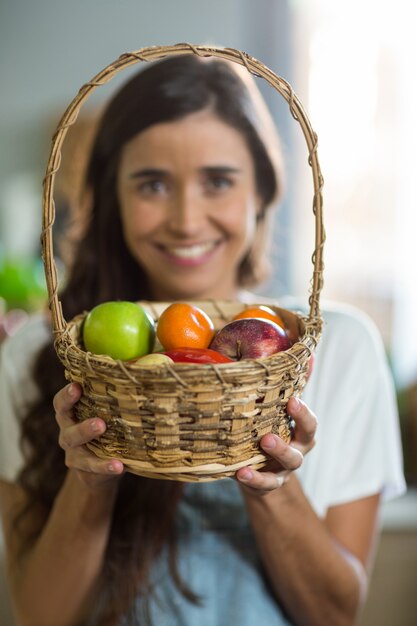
82, 301, 155, 360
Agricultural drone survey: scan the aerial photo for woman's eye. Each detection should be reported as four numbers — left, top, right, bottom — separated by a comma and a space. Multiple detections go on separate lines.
205, 176, 233, 193
138, 179, 167, 195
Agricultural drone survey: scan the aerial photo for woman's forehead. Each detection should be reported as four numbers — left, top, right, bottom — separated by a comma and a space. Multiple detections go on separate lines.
119, 110, 254, 168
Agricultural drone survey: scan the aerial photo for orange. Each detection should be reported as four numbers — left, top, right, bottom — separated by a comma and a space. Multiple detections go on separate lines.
232, 305, 285, 329
156, 303, 215, 351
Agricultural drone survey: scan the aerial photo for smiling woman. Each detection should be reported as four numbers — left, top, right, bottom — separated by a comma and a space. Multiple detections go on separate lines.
0, 49, 405, 626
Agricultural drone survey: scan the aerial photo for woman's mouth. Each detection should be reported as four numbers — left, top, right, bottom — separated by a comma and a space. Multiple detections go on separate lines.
156, 241, 221, 266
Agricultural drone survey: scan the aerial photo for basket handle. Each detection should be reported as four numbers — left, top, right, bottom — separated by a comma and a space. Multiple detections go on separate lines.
42, 43, 324, 338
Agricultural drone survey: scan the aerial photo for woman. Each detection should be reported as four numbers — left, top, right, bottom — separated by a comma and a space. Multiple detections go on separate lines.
0, 54, 405, 626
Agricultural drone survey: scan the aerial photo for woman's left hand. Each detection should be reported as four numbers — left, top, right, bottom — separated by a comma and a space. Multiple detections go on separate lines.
236, 397, 317, 495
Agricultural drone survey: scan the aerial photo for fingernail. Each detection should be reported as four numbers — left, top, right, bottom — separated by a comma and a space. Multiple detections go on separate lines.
239, 468, 253, 482
91, 419, 105, 434
68, 383, 76, 397
262, 434, 277, 450
108, 461, 121, 473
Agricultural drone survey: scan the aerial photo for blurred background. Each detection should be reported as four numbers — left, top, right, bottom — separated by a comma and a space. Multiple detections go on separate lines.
0, 1, 416, 624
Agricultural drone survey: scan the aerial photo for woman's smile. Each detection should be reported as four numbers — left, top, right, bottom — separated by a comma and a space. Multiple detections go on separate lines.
155, 240, 222, 266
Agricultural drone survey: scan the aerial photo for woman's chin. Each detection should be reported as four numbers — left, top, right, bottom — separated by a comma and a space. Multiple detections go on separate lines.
144, 251, 238, 301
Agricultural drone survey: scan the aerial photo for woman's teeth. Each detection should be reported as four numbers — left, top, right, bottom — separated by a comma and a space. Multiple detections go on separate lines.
165, 242, 216, 259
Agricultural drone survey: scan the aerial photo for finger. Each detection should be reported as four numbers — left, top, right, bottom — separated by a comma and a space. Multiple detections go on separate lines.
260, 433, 304, 471
54, 383, 82, 426
236, 466, 290, 492
287, 397, 318, 447
66, 447, 124, 476
59, 418, 107, 450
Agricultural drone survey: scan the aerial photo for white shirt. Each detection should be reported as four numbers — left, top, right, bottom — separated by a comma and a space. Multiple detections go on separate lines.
298, 301, 405, 515
0, 303, 406, 516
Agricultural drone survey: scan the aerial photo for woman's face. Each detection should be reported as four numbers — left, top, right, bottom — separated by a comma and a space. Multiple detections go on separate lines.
117, 109, 262, 301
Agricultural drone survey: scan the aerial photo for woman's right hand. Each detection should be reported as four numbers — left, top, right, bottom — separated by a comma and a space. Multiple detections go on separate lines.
54, 382, 125, 489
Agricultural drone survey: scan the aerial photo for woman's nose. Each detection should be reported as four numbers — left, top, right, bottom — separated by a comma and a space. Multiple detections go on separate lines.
167, 187, 204, 235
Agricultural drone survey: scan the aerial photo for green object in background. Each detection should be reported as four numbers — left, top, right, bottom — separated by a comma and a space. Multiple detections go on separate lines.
0, 256, 48, 311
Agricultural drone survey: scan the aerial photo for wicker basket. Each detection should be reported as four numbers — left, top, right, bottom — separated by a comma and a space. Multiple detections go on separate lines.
41, 43, 325, 482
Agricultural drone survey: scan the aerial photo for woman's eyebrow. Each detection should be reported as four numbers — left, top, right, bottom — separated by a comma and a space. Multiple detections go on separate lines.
201, 166, 242, 174
128, 165, 242, 179
128, 168, 168, 179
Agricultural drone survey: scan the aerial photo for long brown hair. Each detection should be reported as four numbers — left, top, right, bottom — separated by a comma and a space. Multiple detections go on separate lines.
17, 54, 284, 624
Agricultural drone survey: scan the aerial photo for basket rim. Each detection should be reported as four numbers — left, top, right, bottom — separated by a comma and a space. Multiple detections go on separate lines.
41, 43, 325, 339
55, 302, 321, 384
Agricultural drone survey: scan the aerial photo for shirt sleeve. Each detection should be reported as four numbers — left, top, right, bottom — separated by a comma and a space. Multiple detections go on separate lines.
0, 316, 50, 483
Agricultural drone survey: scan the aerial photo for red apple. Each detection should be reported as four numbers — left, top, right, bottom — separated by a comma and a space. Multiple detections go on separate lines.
210, 318, 291, 360
163, 347, 233, 364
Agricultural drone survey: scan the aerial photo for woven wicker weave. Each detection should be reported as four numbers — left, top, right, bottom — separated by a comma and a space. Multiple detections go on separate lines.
41, 43, 325, 482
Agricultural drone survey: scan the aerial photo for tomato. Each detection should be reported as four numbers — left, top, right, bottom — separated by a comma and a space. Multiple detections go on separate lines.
163, 347, 233, 364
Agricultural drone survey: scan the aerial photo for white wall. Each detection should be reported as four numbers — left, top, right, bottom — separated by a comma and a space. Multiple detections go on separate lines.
1, 0, 243, 123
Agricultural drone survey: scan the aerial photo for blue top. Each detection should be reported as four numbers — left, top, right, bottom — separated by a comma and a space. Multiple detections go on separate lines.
122, 479, 292, 625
